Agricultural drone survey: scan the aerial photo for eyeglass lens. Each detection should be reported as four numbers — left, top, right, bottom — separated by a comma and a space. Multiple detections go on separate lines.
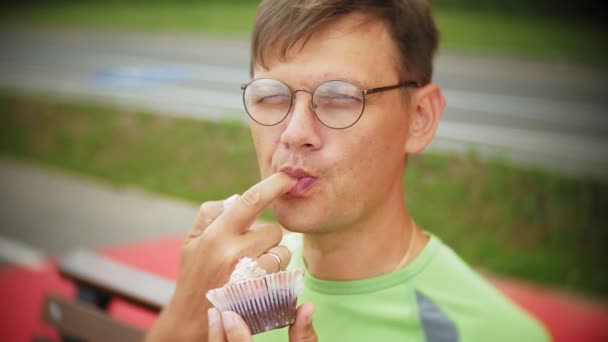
243, 79, 365, 129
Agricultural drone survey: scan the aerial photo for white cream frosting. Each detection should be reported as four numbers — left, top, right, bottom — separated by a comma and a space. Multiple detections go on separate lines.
228, 257, 267, 284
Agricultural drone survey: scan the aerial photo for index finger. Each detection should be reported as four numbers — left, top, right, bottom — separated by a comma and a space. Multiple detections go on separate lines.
214, 172, 296, 233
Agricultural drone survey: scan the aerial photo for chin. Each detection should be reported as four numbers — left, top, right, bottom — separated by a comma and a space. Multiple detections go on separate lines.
274, 211, 316, 233
271, 201, 325, 234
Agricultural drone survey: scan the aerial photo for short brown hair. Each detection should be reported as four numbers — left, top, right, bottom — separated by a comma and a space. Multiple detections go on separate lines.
250, 0, 439, 85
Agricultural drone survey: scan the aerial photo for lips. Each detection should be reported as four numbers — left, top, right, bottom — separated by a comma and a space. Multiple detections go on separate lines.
280, 167, 318, 196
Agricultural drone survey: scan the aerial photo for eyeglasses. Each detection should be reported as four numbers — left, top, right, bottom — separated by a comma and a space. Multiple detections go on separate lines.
241, 79, 419, 129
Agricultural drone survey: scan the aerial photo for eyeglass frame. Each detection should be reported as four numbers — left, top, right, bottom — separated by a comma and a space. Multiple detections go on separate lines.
240, 78, 420, 129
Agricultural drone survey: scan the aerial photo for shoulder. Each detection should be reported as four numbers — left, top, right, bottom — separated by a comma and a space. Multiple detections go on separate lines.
415, 235, 506, 301
414, 235, 550, 341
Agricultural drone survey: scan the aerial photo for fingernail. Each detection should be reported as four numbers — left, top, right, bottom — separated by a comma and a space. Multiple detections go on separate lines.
222, 311, 235, 329
223, 194, 239, 210
208, 308, 219, 326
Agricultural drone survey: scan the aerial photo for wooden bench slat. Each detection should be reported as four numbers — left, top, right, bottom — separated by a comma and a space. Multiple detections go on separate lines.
59, 249, 175, 312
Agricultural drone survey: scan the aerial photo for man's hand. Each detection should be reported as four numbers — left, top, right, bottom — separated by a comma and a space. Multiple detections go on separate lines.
146, 173, 297, 341
207, 303, 318, 342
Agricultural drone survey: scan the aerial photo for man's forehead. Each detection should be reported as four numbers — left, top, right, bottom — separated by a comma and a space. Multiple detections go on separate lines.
312, 11, 387, 40
253, 12, 400, 81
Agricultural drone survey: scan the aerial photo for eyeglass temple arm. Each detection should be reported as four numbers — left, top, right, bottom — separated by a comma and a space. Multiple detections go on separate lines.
363, 81, 419, 95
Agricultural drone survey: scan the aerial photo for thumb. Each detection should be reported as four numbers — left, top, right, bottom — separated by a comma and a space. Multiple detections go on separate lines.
289, 303, 317, 342
222, 311, 253, 342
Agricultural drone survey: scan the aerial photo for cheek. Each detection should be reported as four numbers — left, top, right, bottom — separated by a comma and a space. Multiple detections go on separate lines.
325, 133, 376, 186
251, 127, 278, 175
330, 127, 404, 191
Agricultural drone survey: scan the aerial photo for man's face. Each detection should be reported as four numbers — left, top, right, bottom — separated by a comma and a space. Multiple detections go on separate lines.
250, 13, 412, 234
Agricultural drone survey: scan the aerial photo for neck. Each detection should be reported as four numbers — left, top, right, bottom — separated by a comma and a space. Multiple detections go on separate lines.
301, 185, 427, 281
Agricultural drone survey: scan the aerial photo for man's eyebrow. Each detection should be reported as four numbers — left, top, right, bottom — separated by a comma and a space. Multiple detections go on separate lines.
249, 73, 368, 90
317, 73, 366, 88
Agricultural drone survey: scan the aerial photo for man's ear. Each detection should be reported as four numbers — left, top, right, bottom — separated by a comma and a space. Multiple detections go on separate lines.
403, 83, 445, 154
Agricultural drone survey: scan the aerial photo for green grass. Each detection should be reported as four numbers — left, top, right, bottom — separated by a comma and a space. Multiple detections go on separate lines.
2, 3, 258, 35
1, 92, 606, 299
2, 3, 257, 35
0, 95, 260, 200
2, 3, 606, 65
434, 11, 607, 65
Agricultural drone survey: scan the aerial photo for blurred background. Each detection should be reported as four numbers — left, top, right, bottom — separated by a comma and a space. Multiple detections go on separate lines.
0, 0, 607, 339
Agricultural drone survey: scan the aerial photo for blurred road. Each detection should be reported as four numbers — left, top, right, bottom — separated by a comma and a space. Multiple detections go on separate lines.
0, 158, 197, 267
1, 30, 607, 176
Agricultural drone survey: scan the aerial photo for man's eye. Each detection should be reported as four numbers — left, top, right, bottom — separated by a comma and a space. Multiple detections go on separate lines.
319, 93, 362, 103
255, 94, 290, 104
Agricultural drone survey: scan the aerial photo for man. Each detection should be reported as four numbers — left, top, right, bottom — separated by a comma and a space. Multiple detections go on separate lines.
147, 0, 550, 341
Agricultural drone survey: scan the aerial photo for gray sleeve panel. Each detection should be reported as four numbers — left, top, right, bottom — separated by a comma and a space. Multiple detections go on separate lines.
415, 290, 459, 342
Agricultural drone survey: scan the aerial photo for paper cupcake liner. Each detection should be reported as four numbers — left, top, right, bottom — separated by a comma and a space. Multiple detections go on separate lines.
206, 269, 305, 335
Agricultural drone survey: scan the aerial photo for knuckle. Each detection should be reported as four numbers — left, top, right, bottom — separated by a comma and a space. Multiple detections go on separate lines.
304, 332, 318, 342
267, 225, 283, 244
181, 238, 198, 258
203, 227, 222, 244
240, 188, 261, 206
196, 229, 222, 251
188, 227, 203, 239
197, 201, 223, 228
298, 326, 318, 342
199, 201, 216, 215
223, 244, 243, 264
203, 217, 214, 227
276, 245, 291, 260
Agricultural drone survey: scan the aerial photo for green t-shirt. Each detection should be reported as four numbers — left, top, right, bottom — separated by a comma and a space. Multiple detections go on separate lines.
254, 233, 550, 342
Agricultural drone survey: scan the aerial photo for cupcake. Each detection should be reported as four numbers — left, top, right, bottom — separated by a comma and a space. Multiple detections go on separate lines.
206, 257, 305, 335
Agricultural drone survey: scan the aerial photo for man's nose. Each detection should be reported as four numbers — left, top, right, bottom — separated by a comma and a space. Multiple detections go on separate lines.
279, 92, 322, 150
